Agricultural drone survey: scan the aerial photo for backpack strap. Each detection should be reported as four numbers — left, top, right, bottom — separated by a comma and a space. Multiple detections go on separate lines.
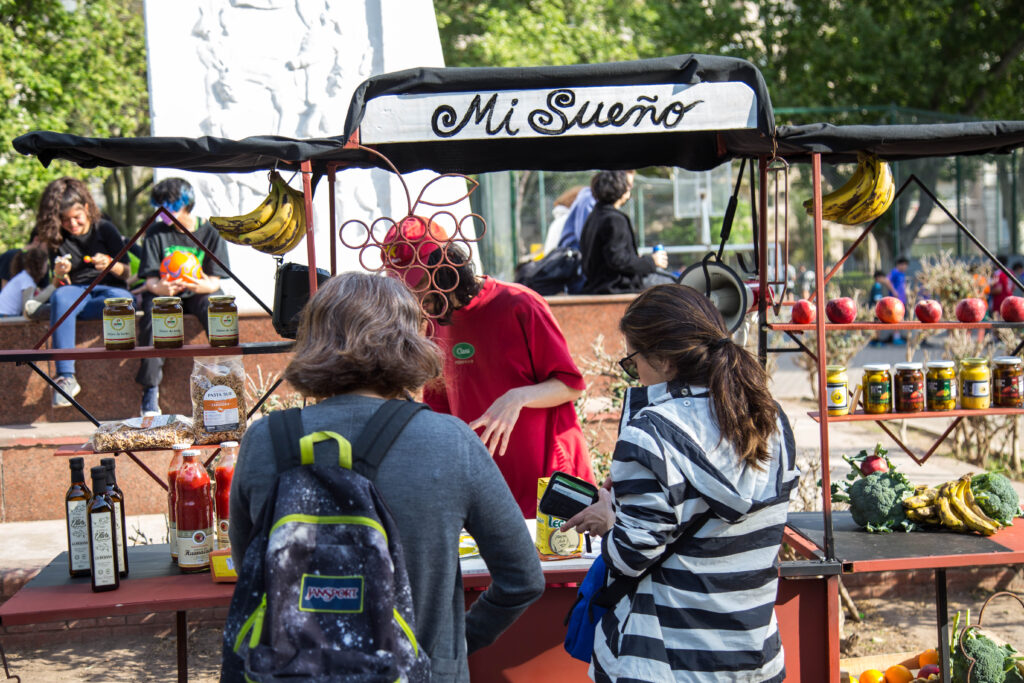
352, 399, 427, 481
268, 407, 304, 472
593, 507, 715, 609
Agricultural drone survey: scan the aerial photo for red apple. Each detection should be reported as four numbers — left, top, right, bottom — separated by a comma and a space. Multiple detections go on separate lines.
875, 296, 906, 323
955, 297, 987, 323
860, 455, 889, 476
914, 299, 942, 323
791, 299, 816, 324
918, 665, 940, 678
1000, 296, 1024, 322
825, 297, 857, 324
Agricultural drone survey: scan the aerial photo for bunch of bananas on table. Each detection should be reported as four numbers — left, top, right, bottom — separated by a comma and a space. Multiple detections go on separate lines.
802, 152, 896, 225
210, 171, 307, 255
903, 475, 1004, 535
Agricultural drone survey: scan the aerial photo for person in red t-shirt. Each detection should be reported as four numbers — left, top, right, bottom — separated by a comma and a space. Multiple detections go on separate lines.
991, 259, 1024, 317
382, 216, 596, 517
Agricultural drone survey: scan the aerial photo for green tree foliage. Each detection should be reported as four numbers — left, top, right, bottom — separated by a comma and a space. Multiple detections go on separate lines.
0, 0, 149, 252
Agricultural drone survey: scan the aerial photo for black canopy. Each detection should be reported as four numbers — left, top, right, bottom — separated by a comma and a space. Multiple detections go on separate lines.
11, 55, 1024, 175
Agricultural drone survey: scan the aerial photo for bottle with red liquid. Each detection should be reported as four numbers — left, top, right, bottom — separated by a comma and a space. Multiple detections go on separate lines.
175, 449, 214, 573
214, 441, 238, 550
167, 443, 189, 562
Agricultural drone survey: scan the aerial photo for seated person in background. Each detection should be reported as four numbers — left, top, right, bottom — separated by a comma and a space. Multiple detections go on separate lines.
34, 178, 132, 407
136, 178, 230, 416
0, 246, 49, 316
579, 170, 670, 294
991, 259, 1024, 318
229, 272, 544, 680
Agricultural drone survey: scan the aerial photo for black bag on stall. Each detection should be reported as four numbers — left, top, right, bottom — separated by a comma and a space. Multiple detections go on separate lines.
514, 246, 583, 296
272, 262, 330, 339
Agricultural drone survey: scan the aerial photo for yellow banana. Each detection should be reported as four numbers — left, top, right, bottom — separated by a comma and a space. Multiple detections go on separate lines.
219, 190, 295, 247
210, 174, 284, 235
837, 158, 896, 225
958, 476, 1002, 532
804, 156, 866, 218
936, 483, 968, 532
259, 183, 307, 254
949, 478, 998, 535
834, 155, 880, 224
903, 487, 938, 509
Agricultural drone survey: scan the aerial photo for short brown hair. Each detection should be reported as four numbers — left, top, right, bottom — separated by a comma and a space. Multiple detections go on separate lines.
620, 284, 778, 467
284, 272, 441, 399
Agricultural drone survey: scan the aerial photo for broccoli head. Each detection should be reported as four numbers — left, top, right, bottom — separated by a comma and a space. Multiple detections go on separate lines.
953, 632, 1006, 683
847, 471, 915, 532
972, 472, 1021, 526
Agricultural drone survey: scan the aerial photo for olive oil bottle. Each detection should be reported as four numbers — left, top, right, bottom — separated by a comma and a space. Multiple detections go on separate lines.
100, 458, 129, 577
87, 466, 119, 592
65, 457, 91, 578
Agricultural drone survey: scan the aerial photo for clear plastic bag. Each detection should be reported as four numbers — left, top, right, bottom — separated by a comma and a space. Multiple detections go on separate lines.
90, 414, 194, 452
191, 356, 248, 445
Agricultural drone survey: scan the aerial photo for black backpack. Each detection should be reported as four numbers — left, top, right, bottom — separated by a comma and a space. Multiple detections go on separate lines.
514, 246, 583, 295
221, 400, 431, 682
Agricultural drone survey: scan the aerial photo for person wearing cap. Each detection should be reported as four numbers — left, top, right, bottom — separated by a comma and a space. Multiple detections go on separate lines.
383, 216, 596, 518
136, 177, 231, 416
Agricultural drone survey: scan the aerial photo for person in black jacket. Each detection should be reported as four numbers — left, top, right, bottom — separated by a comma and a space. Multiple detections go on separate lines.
579, 170, 670, 294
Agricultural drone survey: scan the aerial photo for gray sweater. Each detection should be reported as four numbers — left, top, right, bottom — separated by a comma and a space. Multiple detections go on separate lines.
228, 395, 545, 682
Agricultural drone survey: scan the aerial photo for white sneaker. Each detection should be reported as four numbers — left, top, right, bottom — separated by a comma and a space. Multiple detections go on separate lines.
52, 375, 81, 407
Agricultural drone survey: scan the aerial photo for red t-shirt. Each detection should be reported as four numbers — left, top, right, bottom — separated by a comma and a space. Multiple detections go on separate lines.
993, 270, 1017, 314
424, 277, 595, 517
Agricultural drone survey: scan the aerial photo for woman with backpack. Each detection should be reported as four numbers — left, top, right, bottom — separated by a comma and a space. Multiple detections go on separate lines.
564, 284, 798, 682
227, 272, 544, 682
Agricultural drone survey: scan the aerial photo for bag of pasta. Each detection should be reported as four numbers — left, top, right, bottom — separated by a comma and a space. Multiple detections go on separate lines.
191, 356, 248, 445
90, 415, 194, 452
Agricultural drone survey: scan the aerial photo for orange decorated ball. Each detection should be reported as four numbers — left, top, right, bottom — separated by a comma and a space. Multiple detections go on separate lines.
160, 252, 203, 282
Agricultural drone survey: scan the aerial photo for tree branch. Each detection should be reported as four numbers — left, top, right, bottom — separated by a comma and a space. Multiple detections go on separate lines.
964, 33, 1024, 116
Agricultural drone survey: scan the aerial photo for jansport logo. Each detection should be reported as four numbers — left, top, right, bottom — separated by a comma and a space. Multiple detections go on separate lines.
452, 342, 475, 360
299, 575, 364, 613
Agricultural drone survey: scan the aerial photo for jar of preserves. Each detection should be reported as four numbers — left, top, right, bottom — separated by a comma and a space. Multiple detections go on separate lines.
825, 366, 849, 417
152, 296, 184, 349
102, 297, 136, 350
862, 364, 892, 414
926, 361, 956, 411
894, 362, 925, 413
993, 356, 1024, 408
960, 358, 991, 410
207, 295, 238, 347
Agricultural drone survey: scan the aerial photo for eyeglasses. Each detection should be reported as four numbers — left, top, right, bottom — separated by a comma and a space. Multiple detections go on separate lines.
618, 350, 641, 380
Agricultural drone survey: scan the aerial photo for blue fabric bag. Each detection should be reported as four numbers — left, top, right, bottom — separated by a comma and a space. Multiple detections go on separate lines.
563, 554, 610, 662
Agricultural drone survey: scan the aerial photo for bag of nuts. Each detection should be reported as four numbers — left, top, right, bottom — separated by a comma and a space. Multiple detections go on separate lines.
191, 356, 248, 445
90, 414, 194, 452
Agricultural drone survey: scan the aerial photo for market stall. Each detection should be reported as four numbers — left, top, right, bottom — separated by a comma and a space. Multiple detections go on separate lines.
7, 52, 1024, 682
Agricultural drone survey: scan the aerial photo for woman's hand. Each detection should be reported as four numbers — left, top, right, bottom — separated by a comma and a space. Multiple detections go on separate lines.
562, 488, 615, 537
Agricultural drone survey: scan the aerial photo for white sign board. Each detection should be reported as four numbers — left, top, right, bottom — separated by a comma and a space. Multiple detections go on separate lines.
361, 82, 758, 144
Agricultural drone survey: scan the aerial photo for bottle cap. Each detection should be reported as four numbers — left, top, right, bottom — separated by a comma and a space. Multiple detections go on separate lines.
70, 456, 85, 470
653, 243, 665, 252
894, 362, 923, 370
219, 441, 239, 449
863, 363, 891, 372
90, 466, 107, 486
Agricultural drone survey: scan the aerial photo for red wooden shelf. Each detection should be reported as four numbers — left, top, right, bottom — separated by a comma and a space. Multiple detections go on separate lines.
808, 407, 1024, 422
768, 321, 1024, 332
0, 341, 293, 363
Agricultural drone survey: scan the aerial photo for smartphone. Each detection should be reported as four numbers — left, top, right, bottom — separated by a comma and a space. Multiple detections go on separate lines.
538, 471, 599, 520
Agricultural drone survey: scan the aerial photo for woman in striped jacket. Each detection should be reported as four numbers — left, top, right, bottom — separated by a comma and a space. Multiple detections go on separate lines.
565, 284, 798, 682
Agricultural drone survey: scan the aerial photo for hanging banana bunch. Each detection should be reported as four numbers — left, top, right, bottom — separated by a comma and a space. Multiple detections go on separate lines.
803, 152, 896, 225
210, 171, 308, 256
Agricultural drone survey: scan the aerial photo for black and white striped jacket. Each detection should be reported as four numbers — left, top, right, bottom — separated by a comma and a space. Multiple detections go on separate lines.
593, 381, 798, 683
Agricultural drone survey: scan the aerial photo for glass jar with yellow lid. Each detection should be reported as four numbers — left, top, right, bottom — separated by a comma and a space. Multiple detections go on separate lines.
993, 356, 1024, 408
862, 364, 892, 414
208, 295, 239, 347
926, 361, 956, 411
825, 366, 849, 416
102, 297, 136, 351
152, 296, 184, 349
960, 357, 991, 410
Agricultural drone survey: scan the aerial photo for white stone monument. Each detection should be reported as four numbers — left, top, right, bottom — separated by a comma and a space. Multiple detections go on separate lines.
144, 0, 473, 312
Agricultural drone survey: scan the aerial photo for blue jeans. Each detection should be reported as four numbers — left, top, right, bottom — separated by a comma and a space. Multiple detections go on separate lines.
51, 284, 133, 376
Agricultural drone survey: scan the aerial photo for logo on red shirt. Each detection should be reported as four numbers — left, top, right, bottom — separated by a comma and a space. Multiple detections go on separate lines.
452, 342, 475, 360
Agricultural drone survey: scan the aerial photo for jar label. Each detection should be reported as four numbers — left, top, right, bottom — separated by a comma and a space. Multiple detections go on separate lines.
963, 379, 990, 397
203, 386, 240, 432
866, 381, 891, 406
826, 382, 848, 409
168, 520, 177, 559
995, 377, 1023, 402
153, 312, 184, 343
208, 312, 238, 343
103, 313, 135, 342
90, 511, 117, 586
897, 380, 925, 410
927, 378, 953, 402
217, 519, 230, 549
67, 500, 90, 572
113, 501, 126, 573
177, 526, 213, 568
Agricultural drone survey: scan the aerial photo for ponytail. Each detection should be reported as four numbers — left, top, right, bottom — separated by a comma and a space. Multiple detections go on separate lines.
620, 284, 777, 468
